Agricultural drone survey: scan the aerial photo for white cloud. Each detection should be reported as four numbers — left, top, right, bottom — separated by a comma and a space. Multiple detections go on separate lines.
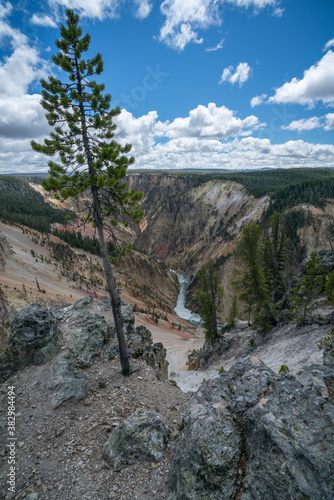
206, 38, 224, 52
156, 103, 264, 139
47, 0, 120, 20
324, 113, 334, 131
30, 14, 58, 28
324, 38, 334, 51
250, 93, 267, 107
159, 0, 280, 50
220, 62, 252, 86
0, 2, 12, 19
114, 110, 158, 155
130, 136, 334, 171
282, 117, 322, 132
269, 51, 334, 107
133, 0, 153, 19
0, 13, 51, 173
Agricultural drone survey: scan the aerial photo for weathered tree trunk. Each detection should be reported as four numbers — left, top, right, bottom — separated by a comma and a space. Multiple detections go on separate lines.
92, 186, 130, 376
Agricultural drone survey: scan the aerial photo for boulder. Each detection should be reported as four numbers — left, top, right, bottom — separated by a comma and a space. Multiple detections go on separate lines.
169, 401, 240, 500
242, 366, 334, 499
104, 410, 169, 468
186, 349, 201, 371
128, 325, 169, 379
53, 297, 111, 368
169, 355, 334, 500
47, 352, 88, 408
0, 303, 59, 382
169, 357, 276, 499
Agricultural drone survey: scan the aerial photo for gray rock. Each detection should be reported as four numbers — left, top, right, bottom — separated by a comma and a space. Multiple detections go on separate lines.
104, 410, 169, 467
242, 366, 334, 499
169, 356, 276, 499
199, 336, 232, 368
47, 352, 88, 408
128, 326, 169, 379
323, 336, 334, 369
64, 313, 111, 367
169, 401, 240, 500
0, 303, 59, 382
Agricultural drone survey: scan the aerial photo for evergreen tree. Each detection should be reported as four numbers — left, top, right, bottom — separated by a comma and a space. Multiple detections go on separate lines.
195, 258, 223, 341
325, 270, 334, 304
227, 295, 238, 328
290, 253, 325, 326
262, 212, 288, 303
234, 221, 275, 332
31, 10, 143, 376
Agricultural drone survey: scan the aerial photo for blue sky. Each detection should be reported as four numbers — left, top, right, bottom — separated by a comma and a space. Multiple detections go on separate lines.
0, 0, 334, 173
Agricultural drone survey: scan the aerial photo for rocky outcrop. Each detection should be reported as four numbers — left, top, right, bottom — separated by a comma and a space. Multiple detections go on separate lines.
128, 325, 169, 380
0, 295, 169, 382
47, 352, 88, 408
0, 303, 59, 382
104, 410, 170, 468
169, 353, 334, 499
52, 296, 112, 368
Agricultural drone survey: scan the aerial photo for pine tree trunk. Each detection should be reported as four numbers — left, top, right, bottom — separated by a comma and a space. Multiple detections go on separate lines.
92, 186, 130, 376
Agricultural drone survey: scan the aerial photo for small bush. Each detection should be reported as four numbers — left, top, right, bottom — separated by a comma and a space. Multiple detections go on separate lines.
317, 328, 334, 350
279, 364, 289, 374
218, 366, 225, 375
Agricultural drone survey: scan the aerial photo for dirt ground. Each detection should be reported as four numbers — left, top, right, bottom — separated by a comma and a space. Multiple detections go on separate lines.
0, 355, 191, 500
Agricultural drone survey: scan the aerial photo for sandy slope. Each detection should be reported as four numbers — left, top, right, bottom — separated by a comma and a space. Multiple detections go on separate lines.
0, 221, 205, 373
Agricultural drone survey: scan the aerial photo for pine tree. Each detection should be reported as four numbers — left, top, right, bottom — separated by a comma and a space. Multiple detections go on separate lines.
290, 253, 325, 326
234, 221, 275, 332
262, 212, 288, 303
31, 10, 143, 376
195, 258, 224, 341
227, 295, 238, 328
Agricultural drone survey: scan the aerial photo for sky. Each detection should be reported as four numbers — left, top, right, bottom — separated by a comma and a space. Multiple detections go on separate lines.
0, 0, 334, 173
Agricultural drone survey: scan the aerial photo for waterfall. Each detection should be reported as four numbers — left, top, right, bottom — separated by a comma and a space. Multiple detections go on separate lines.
172, 271, 203, 326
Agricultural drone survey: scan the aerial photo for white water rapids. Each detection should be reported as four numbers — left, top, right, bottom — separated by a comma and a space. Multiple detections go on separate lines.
172, 271, 203, 326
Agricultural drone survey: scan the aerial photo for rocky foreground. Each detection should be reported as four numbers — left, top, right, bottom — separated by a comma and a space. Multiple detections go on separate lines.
0, 295, 333, 499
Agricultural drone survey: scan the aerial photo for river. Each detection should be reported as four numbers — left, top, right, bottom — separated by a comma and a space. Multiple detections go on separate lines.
172, 271, 203, 326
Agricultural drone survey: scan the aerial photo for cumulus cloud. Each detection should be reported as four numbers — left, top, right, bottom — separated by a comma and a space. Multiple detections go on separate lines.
47, 0, 120, 20
0, 13, 51, 173
250, 93, 267, 107
30, 14, 58, 28
114, 110, 158, 155
133, 0, 153, 19
324, 113, 334, 131
156, 103, 264, 139
159, 0, 280, 50
269, 50, 334, 107
324, 38, 334, 51
282, 117, 322, 132
220, 62, 252, 86
131, 136, 334, 171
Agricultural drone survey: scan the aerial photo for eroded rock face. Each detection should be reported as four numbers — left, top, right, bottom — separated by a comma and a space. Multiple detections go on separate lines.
104, 410, 169, 468
128, 325, 169, 380
0, 303, 59, 382
0, 230, 12, 271
47, 352, 88, 408
0, 286, 16, 352
169, 355, 334, 499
